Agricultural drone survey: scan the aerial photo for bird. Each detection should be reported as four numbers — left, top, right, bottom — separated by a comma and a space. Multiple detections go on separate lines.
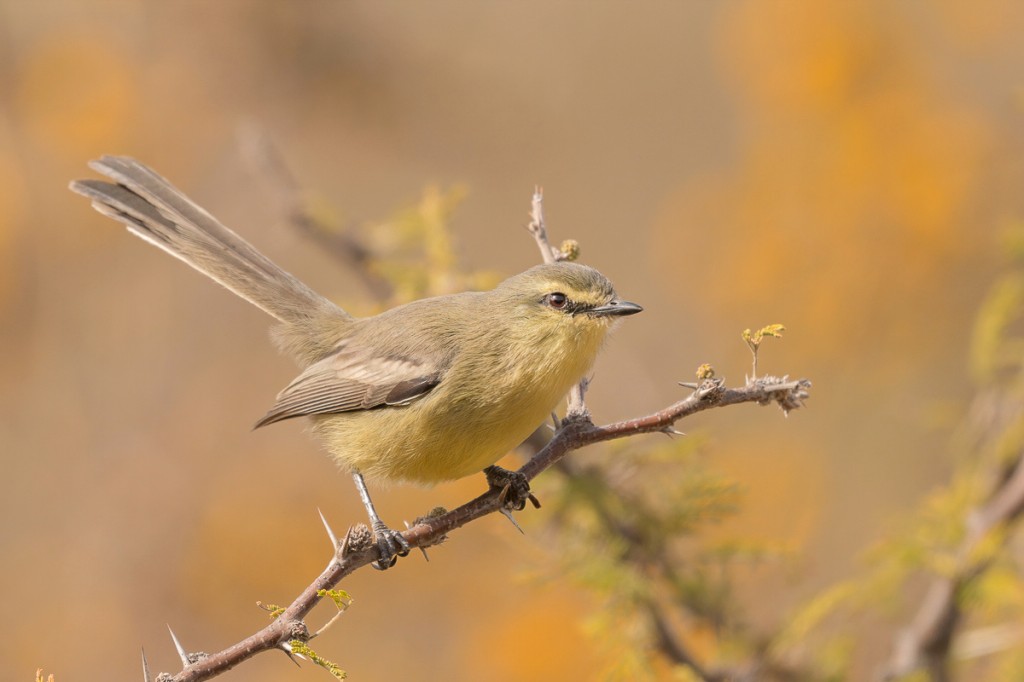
70, 156, 642, 568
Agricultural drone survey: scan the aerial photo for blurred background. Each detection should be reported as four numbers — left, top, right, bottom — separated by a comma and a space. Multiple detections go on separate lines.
4, 1, 1024, 680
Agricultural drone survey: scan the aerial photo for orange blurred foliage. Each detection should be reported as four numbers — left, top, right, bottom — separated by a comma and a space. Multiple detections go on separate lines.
15, 33, 139, 158
654, 0, 993, 361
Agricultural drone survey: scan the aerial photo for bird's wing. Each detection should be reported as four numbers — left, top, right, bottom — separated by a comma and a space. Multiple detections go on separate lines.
254, 347, 443, 428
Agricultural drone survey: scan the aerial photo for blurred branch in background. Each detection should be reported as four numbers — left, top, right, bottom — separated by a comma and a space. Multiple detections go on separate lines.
238, 124, 495, 308
237, 124, 395, 303
134, 142, 812, 682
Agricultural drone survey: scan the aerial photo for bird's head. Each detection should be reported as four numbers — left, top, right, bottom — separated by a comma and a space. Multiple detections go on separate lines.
496, 262, 642, 347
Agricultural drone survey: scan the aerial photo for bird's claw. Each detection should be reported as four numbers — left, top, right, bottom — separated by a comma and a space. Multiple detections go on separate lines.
370, 521, 411, 570
484, 465, 541, 511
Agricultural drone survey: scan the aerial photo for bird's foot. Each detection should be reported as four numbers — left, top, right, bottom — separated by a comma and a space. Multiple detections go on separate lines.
484, 465, 541, 511
370, 520, 411, 570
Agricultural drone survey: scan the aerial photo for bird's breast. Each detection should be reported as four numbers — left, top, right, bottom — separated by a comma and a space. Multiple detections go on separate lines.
313, 322, 608, 485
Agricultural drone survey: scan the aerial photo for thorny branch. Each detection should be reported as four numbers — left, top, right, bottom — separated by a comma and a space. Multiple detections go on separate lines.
160, 375, 810, 682
148, 152, 812, 682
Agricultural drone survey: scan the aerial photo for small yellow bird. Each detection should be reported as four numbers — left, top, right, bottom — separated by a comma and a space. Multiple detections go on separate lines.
71, 156, 642, 567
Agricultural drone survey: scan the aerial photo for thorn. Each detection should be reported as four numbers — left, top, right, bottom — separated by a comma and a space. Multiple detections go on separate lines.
549, 412, 560, 431
141, 648, 152, 682
661, 426, 686, 438
678, 381, 699, 390
404, 520, 430, 561
498, 482, 512, 506
339, 526, 352, 558
281, 641, 308, 663
499, 508, 525, 534
318, 508, 340, 553
167, 624, 189, 667
278, 643, 303, 668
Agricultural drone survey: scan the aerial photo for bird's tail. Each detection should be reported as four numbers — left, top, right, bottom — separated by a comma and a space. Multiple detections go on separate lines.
71, 156, 350, 359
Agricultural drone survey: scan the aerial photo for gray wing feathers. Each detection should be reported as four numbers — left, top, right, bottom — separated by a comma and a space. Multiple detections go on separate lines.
255, 352, 442, 428
70, 155, 346, 326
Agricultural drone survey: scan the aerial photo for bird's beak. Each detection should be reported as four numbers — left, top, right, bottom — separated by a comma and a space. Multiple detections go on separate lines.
586, 299, 644, 317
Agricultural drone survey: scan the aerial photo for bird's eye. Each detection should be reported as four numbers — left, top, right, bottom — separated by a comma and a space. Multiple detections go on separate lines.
547, 292, 568, 309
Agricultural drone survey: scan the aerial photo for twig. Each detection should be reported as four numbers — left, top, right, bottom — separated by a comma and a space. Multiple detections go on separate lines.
526, 187, 566, 265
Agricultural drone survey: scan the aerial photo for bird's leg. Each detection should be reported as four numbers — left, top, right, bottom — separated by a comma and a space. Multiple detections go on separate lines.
484, 465, 541, 511
352, 471, 410, 570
